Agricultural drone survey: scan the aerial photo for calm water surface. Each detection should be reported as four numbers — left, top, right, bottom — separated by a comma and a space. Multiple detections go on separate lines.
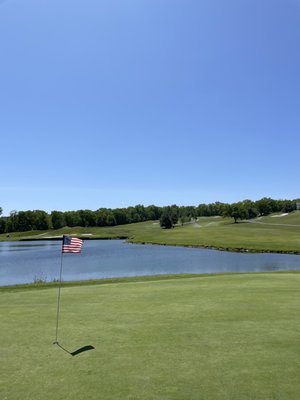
0, 240, 300, 286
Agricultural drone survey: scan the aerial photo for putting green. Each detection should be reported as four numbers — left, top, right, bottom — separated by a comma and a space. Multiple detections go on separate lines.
1, 273, 300, 399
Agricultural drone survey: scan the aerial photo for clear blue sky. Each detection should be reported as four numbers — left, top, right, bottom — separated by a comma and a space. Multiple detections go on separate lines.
1, 0, 299, 215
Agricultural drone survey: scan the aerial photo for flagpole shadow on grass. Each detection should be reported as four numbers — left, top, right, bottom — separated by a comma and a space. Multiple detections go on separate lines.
53, 342, 95, 357
54, 236, 94, 356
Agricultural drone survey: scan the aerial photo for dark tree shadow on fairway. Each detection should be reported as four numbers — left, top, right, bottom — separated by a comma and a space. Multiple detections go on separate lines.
54, 342, 95, 356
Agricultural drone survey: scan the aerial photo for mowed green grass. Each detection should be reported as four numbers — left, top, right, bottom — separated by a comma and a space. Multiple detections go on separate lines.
2, 273, 300, 400
1, 211, 300, 253
128, 215, 300, 253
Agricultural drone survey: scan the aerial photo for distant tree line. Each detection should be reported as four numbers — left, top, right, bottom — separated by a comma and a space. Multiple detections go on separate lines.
0, 205, 161, 233
159, 198, 298, 228
0, 198, 299, 233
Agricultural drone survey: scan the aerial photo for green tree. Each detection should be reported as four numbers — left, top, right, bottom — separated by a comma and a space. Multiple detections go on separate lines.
105, 211, 116, 226
160, 213, 173, 229
280, 200, 296, 213
225, 203, 249, 223
0, 217, 6, 233
255, 197, 276, 216
6, 211, 18, 232
145, 205, 161, 220
179, 206, 196, 221
95, 209, 108, 226
113, 208, 128, 225
17, 211, 33, 231
134, 204, 146, 221
51, 211, 66, 229
167, 205, 179, 225
208, 202, 222, 216
64, 211, 81, 227
78, 209, 97, 227
33, 210, 51, 230
241, 200, 259, 219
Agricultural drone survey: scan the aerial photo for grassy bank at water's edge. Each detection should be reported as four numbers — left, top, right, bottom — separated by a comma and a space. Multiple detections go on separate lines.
1, 212, 300, 253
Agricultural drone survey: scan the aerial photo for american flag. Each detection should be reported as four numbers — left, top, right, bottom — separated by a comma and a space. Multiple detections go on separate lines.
62, 235, 83, 253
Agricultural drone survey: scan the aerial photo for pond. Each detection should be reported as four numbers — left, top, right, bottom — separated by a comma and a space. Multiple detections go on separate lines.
0, 239, 300, 286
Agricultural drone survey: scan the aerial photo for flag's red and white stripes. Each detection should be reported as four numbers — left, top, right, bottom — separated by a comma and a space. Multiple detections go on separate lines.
62, 236, 83, 253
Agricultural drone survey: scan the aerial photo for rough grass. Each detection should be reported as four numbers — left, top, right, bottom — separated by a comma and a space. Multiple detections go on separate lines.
1, 273, 300, 399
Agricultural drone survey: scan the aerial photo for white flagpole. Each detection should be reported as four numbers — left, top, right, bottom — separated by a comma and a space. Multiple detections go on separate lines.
54, 240, 64, 344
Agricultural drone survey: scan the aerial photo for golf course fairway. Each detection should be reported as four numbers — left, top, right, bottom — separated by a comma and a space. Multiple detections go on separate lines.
1, 272, 300, 399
